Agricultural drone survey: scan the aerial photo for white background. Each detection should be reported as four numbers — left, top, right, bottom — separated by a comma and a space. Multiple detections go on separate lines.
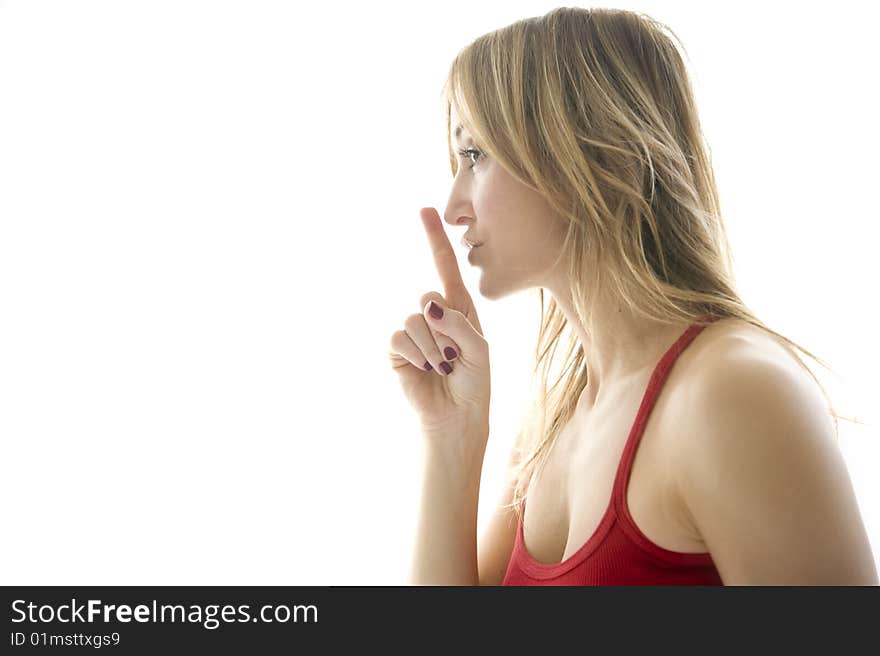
0, 0, 877, 585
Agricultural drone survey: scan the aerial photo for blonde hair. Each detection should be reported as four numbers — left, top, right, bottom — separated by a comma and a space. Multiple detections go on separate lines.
440, 7, 859, 526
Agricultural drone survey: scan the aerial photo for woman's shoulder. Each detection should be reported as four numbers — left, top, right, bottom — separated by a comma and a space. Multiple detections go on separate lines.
658, 315, 834, 467
661, 317, 874, 584
665, 315, 835, 458
684, 316, 815, 386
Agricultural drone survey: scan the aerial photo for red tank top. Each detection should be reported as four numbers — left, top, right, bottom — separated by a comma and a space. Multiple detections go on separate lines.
502, 315, 724, 585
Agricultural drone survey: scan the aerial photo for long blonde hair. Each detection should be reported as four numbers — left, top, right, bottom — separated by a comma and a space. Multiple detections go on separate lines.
441, 7, 859, 526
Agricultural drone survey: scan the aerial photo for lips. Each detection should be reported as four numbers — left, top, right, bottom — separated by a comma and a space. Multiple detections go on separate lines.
461, 235, 483, 249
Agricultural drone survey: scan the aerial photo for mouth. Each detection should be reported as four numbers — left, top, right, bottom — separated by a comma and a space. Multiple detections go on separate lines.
461, 235, 484, 249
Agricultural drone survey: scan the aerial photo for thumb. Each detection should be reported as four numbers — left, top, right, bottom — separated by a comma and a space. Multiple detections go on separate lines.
423, 300, 487, 360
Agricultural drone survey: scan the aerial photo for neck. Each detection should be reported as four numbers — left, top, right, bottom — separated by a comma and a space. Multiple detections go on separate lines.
547, 288, 694, 410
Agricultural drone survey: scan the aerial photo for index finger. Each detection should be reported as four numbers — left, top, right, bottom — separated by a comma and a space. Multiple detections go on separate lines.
419, 207, 469, 304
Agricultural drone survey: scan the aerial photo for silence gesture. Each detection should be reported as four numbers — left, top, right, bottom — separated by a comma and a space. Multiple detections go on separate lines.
388, 207, 492, 444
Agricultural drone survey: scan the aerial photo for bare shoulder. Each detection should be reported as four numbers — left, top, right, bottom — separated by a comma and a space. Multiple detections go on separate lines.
686, 316, 814, 378
662, 317, 877, 583
666, 315, 835, 465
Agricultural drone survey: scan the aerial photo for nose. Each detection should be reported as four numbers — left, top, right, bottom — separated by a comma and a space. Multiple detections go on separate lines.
443, 210, 474, 228
443, 161, 476, 226
443, 188, 474, 228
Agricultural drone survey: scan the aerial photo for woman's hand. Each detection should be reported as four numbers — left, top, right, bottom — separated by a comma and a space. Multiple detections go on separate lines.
388, 208, 491, 444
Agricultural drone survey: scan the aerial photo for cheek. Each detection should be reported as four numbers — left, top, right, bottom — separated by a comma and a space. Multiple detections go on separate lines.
473, 172, 518, 221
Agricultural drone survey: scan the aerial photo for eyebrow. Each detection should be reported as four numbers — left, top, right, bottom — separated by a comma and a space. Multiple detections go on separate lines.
453, 124, 465, 142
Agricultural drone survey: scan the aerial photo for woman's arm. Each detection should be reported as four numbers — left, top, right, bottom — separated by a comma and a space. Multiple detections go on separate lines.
673, 352, 878, 585
407, 428, 488, 586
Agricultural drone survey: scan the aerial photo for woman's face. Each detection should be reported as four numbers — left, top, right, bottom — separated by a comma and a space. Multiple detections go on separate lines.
444, 105, 567, 299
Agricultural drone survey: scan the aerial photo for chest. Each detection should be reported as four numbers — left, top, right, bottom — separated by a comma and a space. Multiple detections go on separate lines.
521, 380, 707, 565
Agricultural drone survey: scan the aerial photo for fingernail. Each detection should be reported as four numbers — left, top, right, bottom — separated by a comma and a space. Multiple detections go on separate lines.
428, 301, 444, 320
439, 361, 453, 375
444, 346, 458, 360
423, 361, 433, 371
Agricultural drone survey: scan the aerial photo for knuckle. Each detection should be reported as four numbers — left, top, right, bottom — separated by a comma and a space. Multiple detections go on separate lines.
389, 330, 406, 349
443, 308, 461, 328
404, 314, 424, 332
425, 338, 443, 357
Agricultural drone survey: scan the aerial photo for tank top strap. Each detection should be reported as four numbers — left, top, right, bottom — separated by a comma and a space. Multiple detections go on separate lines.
611, 313, 720, 510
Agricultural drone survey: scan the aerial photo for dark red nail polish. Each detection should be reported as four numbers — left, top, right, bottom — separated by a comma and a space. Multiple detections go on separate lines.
428, 301, 444, 320
439, 361, 453, 375
423, 361, 433, 371
444, 346, 458, 360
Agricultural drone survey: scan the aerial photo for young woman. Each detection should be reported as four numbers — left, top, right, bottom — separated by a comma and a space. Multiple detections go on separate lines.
388, 7, 877, 585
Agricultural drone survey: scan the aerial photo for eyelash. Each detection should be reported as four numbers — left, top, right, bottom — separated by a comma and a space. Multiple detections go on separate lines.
457, 147, 483, 170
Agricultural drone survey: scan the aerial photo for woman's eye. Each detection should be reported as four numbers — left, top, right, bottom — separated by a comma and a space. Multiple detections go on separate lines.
457, 147, 482, 170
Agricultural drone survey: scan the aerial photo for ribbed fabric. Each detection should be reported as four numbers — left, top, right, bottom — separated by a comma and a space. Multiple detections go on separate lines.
502, 315, 724, 586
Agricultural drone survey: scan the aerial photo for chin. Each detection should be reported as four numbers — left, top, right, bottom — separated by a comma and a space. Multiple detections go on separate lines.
477, 276, 519, 301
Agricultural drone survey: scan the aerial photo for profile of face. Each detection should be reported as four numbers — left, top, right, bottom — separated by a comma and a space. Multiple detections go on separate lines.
444, 105, 568, 299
